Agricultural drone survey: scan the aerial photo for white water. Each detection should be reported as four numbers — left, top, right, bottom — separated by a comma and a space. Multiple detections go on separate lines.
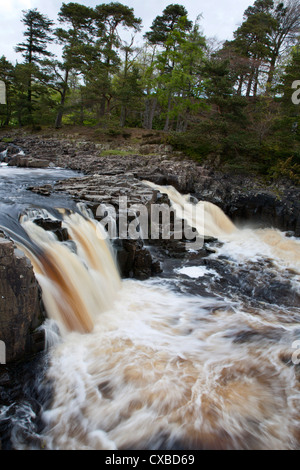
20, 211, 121, 334
13, 185, 300, 450
145, 182, 300, 274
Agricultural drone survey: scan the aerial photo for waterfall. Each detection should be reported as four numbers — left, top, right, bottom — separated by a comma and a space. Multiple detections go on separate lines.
18, 210, 121, 334
1, 182, 300, 450
144, 181, 300, 273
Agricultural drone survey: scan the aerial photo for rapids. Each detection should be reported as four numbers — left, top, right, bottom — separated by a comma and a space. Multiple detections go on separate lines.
1, 167, 300, 450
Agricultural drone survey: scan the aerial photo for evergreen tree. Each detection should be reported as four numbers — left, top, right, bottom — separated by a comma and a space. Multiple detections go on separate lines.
15, 9, 54, 122
226, 0, 276, 97
143, 4, 193, 130
155, 17, 206, 131
266, 0, 300, 90
115, 38, 143, 127
49, 2, 96, 128
92, 2, 142, 120
145, 4, 192, 46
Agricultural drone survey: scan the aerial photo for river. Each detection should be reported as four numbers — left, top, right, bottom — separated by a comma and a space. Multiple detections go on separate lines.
0, 164, 300, 450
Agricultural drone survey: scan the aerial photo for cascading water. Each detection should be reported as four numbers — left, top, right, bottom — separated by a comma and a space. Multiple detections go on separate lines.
145, 181, 300, 274
1, 170, 300, 450
18, 211, 121, 335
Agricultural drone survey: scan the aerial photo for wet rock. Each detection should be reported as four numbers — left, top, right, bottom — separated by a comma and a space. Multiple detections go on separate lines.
0, 235, 46, 363
27, 185, 52, 197
33, 218, 69, 242
0, 353, 51, 450
5, 145, 21, 157
33, 218, 62, 231
114, 238, 162, 280
8, 155, 49, 168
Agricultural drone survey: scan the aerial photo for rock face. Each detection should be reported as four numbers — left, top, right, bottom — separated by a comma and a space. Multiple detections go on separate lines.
0, 236, 45, 363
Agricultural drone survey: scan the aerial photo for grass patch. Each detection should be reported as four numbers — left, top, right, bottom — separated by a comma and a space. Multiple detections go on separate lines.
100, 149, 139, 157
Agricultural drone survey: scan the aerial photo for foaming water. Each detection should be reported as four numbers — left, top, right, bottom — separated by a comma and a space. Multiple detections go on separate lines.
31, 281, 300, 450
145, 181, 237, 239
19, 211, 121, 334
5, 183, 300, 450
144, 182, 300, 274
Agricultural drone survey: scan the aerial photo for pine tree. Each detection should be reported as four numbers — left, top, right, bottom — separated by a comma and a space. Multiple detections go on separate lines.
145, 4, 192, 46
15, 9, 54, 124
266, 0, 300, 90
144, 4, 193, 130
92, 2, 142, 120
49, 2, 96, 128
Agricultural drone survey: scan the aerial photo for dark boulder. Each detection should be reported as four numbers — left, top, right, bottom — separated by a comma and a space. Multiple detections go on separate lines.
0, 236, 46, 364
114, 238, 162, 280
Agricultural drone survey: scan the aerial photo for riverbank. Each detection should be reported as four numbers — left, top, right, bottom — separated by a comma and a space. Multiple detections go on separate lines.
1, 126, 300, 236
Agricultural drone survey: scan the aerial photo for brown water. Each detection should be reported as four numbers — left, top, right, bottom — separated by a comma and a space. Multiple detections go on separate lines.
12, 184, 300, 450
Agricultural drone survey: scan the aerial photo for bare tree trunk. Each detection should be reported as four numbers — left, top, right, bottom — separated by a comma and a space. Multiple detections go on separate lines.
164, 95, 172, 132
120, 105, 127, 127
246, 70, 254, 98
143, 97, 157, 130
55, 95, 66, 129
148, 98, 157, 130
237, 75, 244, 95
265, 52, 278, 93
253, 67, 260, 98
55, 70, 69, 129
143, 99, 150, 129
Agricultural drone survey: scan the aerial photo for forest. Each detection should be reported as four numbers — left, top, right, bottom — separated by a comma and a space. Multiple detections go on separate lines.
0, 0, 299, 180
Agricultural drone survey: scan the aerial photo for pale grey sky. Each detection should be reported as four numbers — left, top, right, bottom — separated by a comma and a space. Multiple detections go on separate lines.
0, 0, 255, 63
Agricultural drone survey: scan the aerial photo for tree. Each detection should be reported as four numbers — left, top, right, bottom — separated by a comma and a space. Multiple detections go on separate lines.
145, 4, 192, 46
155, 17, 206, 131
115, 37, 143, 127
139, 43, 159, 130
93, 2, 142, 119
266, 0, 300, 90
222, 0, 300, 97
49, 2, 96, 128
277, 42, 300, 135
143, 4, 193, 130
227, 0, 276, 97
15, 9, 54, 122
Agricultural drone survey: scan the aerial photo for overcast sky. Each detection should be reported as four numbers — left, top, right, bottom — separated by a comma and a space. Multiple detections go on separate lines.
0, 0, 255, 63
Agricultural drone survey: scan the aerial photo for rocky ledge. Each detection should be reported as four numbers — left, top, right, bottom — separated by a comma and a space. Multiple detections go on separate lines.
1, 130, 299, 236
